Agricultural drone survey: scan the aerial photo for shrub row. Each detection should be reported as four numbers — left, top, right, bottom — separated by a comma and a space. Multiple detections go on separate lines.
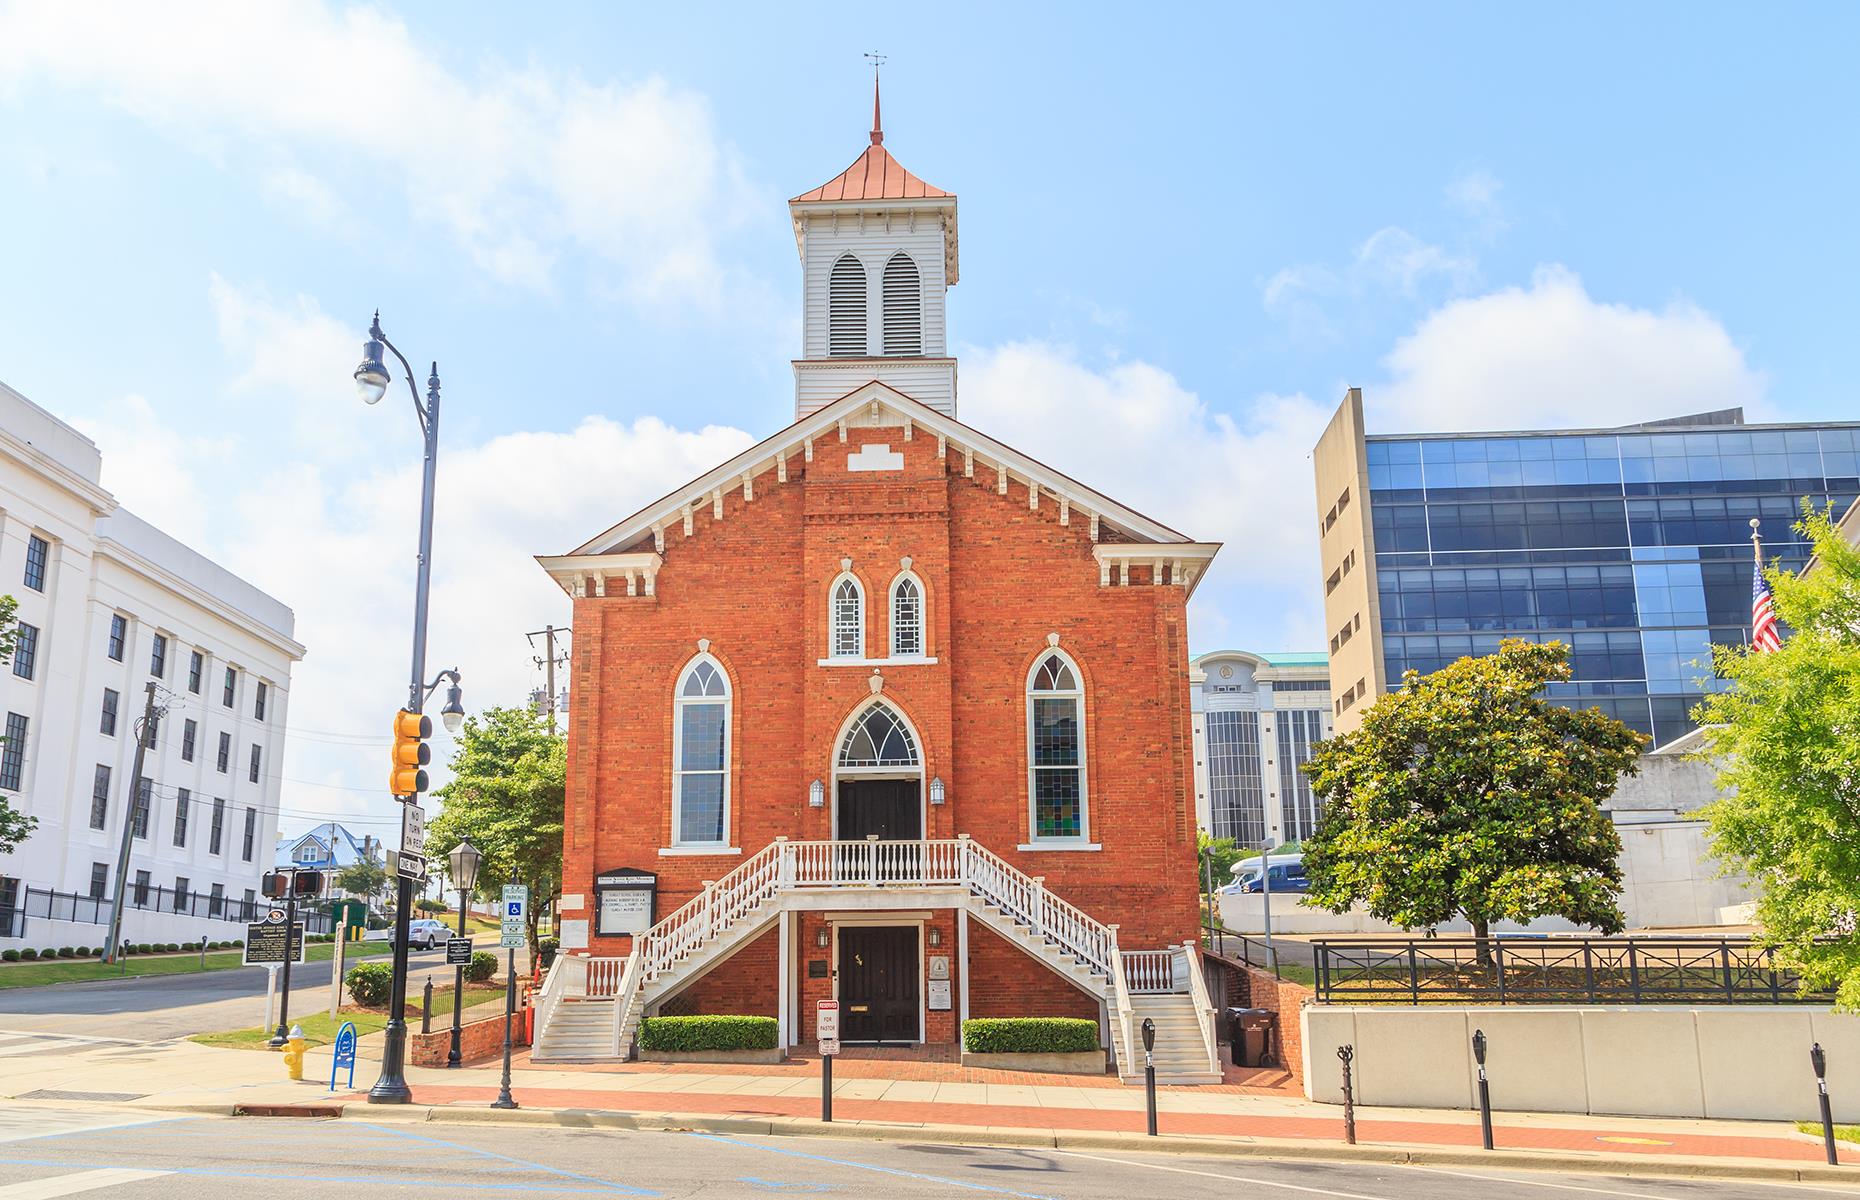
345, 961, 393, 1006
960, 1018, 1100, 1055
1, 939, 245, 963
638, 1015, 778, 1052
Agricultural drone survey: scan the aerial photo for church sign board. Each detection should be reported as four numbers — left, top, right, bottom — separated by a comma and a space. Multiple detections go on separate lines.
594, 868, 657, 937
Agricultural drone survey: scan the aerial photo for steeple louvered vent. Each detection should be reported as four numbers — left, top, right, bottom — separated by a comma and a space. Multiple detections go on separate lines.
829, 254, 868, 356
882, 252, 922, 356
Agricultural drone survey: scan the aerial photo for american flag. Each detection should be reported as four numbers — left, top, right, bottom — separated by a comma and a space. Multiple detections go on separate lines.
1751, 542, 1782, 653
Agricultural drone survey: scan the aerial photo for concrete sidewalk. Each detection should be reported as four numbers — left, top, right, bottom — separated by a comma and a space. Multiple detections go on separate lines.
3, 1031, 1855, 1183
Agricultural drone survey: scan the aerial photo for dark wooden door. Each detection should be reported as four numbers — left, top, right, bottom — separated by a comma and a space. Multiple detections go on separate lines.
838, 925, 919, 1042
836, 779, 921, 840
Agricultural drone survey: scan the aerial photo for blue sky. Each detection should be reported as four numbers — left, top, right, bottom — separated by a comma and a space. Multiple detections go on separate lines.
1, 2, 1854, 836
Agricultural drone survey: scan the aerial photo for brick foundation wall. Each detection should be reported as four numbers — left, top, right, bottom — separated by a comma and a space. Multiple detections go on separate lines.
666, 926, 780, 1017
409, 1008, 525, 1067
966, 919, 1102, 1029
1238, 962, 1314, 1085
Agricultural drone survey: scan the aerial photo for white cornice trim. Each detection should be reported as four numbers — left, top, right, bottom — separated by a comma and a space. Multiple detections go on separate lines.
0, 427, 116, 516
537, 551, 663, 599
93, 536, 305, 660
1092, 543, 1222, 599
558, 382, 1204, 561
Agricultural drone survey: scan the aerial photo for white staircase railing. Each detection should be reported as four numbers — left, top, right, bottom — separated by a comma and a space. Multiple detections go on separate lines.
1108, 934, 1136, 1075
531, 952, 580, 1048
1122, 948, 1182, 993
1180, 941, 1219, 1073
572, 835, 1156, 1059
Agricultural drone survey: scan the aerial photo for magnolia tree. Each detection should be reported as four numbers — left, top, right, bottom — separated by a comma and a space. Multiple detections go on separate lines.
1301, 639, 1646, 940
1699, 506, 1860, 1005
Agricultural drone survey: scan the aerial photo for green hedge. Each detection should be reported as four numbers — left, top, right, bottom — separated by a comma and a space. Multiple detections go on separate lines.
961, 1018, 1100, 1055
465, 951, 497, 984
638, 1015, 778, 1053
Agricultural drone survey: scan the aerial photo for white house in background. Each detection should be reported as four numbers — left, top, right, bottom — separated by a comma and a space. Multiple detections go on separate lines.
1189, 650, 1334, 849
0, 379, 305, 949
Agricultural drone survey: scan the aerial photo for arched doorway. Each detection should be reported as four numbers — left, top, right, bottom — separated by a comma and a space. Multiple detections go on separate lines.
832, 700, 924, 841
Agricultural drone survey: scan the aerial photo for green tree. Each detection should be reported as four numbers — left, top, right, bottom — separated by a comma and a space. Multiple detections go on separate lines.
428, 706, 565, 953
1301, 639, 1645, 940
0, 594, 34, 856
1697, 504, 1860, 1005
335, 857, 389, 910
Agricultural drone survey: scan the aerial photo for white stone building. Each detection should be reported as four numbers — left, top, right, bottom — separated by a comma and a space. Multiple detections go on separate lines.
1189, 650, 1334, 848
0, 380, 305, 949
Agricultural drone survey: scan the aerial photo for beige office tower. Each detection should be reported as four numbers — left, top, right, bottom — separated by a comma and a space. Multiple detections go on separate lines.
1312, 388, 1383, 733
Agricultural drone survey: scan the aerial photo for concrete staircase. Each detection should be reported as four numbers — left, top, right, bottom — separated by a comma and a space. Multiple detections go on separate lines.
1119, 991, 1224, 1085
534, 996, 617, 1061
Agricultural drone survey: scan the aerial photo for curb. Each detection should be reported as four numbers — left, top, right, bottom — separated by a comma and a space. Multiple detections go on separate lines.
248, 1100, 1860, 1185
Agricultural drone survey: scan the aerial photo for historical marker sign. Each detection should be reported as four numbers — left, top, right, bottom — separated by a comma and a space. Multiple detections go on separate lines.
445, 936, 474, 966
243, 920, 305, 966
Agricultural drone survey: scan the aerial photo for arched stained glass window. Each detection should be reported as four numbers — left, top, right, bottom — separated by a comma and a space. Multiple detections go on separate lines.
838, 703, 920, 769
890, 575, 922, 657
1027, 651, 1087, 841
831, 575, 864, 659
673, 654, 730, 845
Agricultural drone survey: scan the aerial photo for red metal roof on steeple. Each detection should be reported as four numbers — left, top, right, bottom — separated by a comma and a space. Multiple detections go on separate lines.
790, 77, 953, 203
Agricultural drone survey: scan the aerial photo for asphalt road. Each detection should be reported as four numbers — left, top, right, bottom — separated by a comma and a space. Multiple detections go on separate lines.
0, 1106, 1854, 1199
0, 947, 460, 1040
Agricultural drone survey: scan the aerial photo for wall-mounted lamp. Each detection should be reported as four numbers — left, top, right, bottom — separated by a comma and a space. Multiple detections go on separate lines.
927, 926, 942, 947
809, 779, 825, 808
815, 926, 831, 949
929, 776, 945, 806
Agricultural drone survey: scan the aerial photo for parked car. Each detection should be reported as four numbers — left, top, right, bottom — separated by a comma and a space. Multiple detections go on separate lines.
362, 918, 449, 949
1224, 856, 1311, 895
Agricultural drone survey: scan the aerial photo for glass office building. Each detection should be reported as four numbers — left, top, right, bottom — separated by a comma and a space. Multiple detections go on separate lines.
1189, 651, 1332, 847
1355, 411, 1859, 745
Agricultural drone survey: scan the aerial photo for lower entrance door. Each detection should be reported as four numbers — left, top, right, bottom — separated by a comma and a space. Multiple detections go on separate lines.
838, 925, 920, 1043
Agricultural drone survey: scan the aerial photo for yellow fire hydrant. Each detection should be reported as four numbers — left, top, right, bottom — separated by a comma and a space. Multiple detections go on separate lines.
282, 1025, 306, 1080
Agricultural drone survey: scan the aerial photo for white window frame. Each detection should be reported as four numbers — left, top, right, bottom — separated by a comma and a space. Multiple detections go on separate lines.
829, 572, 865, 659
1024, 648, 1095, 849
671, 653, 732, 849
888, 571, 926, 659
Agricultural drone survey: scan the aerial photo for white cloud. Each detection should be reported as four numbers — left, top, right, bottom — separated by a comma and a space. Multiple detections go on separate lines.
0, 1, 762, 304
1264, 225, 1478, 338
1445, 169, 1507, 237
75, 394, 235, 548
962, 342, 1331, 652
1371, 265, 1769, 432
260, 165, 347, 232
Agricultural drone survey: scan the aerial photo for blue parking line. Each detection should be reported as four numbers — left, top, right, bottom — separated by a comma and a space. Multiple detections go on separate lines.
686, 1132, 1058, 1199
7, 1116, 188, 1144
0, 1156, 633, 1193
355, 1121, 658, 1196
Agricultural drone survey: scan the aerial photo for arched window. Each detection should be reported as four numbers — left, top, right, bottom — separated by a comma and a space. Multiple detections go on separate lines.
673, 655, 730, 846
1027, 651, 1088, 842
830, 575, 864, 659
838, 702, 920, 770
828, 254, 867, 357
889, 574, 923, 658
881, 251, 922, 355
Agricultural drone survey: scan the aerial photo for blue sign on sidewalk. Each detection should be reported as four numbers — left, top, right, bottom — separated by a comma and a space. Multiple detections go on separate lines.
329, 1021, 357, 1092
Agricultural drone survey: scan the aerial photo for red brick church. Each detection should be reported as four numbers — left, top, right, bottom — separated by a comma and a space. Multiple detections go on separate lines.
534, 89, 1222, 1082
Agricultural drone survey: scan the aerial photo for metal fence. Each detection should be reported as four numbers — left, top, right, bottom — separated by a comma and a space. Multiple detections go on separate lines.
0, 884, 333, 940
1203, 924, 1284, 978
1312, 937, 1833, 1006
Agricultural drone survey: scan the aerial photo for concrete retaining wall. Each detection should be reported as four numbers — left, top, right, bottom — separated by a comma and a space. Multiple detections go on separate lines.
1301, 1004, 1860, 1122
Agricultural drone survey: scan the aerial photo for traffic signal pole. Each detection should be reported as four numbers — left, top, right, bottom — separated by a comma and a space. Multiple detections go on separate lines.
368, 334, 442, 1106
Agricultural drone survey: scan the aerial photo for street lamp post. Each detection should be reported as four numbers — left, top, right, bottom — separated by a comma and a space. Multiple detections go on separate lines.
447, 840, 482, 1068
353, 312, 466, 1103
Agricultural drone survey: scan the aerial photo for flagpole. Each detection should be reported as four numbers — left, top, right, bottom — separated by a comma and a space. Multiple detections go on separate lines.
1750, 516, 1762, 564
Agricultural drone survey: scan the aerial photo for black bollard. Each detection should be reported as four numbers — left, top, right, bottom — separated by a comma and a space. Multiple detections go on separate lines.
421, 978, 434, 1034
1472, 1029, 1494, 1150
1142, 1018, 1158, 1136
822, 1052, 833, 1122
1338, 1044, 1357, 1145
1813, 1043, 1837, 1166
491, 945, 518, 1110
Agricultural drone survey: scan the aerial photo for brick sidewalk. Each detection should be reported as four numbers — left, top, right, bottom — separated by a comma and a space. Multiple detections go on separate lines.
359, 1078, 1853, 1166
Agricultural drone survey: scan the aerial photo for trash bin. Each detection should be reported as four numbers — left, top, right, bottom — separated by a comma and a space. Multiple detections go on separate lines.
1233, 1008, 1276, 1068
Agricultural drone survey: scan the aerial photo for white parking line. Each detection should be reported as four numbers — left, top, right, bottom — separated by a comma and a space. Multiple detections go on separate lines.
0, 1168, 171, 1198
1050, 1150, 1396, 1199
1405, 1162, 1860, 1198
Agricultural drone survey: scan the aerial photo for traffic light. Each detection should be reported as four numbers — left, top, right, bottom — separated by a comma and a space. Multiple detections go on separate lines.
293, 870, 325, 898
261, 871, 290, 899
390, 708, 431, 796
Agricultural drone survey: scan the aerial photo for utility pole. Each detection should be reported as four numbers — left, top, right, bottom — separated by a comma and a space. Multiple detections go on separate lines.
526, 625, 569, 735
103, 682, 161, 963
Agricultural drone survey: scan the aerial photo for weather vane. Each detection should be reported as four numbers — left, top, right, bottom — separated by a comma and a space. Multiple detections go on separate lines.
864, 50, 887, 75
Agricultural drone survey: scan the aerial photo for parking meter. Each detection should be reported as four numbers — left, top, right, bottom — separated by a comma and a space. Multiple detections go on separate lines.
1140, 1018, 1158, 1136
1141, 1017, 1155, 1057
1472, 1029, 1487, 1069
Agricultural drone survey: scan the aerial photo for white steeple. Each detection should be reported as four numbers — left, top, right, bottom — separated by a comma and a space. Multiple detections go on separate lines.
788, 79, 958, 419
